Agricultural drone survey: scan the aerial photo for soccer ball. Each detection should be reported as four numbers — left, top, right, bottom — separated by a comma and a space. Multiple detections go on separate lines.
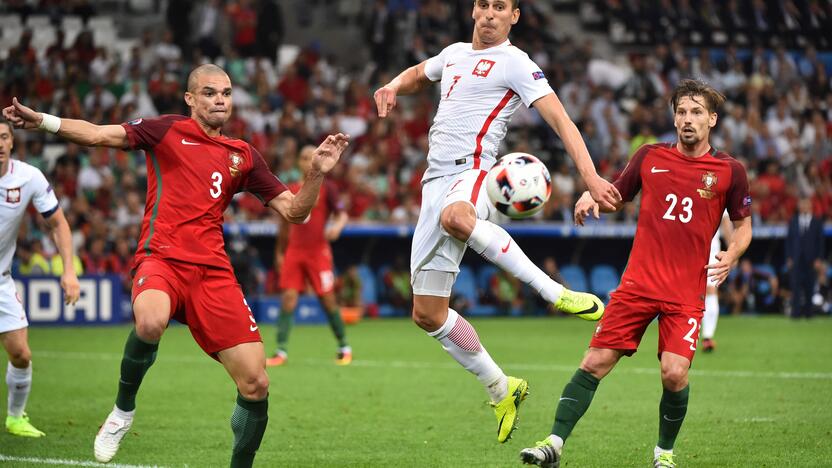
485, 153, 552, 219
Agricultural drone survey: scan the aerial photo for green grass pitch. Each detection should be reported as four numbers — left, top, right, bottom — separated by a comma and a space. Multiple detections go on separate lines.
1, 316, 830, 467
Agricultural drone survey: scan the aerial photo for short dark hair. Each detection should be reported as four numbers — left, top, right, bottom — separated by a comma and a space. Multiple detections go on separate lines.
670, 79, 726, 114
0, 117, 13, 138
186, 63, 229, 93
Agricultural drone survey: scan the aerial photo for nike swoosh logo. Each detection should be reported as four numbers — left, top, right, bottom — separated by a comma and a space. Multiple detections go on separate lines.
446, 63, 456, 68
181, 138, 200, 146
651, 167, 669, 173
559, 397, 578, 403
501, 240, 511, 253
250, 324, 258, 332
574, 302, 599, 315
663, 415, 684, 422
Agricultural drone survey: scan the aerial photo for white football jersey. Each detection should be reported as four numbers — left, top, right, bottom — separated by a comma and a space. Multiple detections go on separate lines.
0, 160, 59, 273
422, 40, 553, 182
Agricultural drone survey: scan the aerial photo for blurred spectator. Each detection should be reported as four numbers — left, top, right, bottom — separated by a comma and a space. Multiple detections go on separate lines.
786, 197, 825, 318
728, 259, 779, 315
336, 265, 363, 309
383, 256, 411, 310
490, 269, 522, 315
16, 240, 50, 276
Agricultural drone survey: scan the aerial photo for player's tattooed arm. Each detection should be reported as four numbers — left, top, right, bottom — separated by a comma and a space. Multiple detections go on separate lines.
3, 97, 129, 148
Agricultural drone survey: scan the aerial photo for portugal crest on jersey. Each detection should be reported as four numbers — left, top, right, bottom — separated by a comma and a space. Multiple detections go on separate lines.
472, 59, 496, 78
697, 172, 717, 199
5, 187, 20, 204
228, 152, 243, 177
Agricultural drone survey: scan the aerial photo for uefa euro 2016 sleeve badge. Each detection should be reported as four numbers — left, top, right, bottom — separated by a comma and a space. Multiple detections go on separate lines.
697, 172, 717, 199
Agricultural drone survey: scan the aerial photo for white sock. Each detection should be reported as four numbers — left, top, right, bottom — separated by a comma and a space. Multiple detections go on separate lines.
6, 362, 32, 418
112, 404, 135, 420
428, 308, 507, 402
467, 219, 564, 303
654, 446, 673, 457
702, 292, 719, 339
548, 434, 564, 452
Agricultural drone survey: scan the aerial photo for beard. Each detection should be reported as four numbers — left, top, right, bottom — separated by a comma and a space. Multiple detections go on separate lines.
679, 129, 700, 146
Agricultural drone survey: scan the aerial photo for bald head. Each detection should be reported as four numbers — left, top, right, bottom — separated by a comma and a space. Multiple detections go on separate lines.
187, 64, 230, 93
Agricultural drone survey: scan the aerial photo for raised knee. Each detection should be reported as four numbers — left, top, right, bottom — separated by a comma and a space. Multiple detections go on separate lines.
411, 306, 441, 332
239, 373, 269, 400
440, 206, 474, 240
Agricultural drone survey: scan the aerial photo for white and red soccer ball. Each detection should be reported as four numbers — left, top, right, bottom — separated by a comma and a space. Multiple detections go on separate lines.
485, 152, 552, 219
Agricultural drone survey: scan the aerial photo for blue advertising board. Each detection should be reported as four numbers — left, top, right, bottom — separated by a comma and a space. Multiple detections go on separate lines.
14, 275, 127, 325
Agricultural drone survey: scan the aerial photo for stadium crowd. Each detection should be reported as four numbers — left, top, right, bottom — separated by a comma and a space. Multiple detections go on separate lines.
1, 0, 830, 314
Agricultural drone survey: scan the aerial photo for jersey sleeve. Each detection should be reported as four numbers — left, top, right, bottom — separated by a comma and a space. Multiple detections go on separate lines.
503, 53, 555, 107
725, 159, 751, 220
244, 146, 288, 205
613, 145, 650, 202
325, 180, 346, 213
120, 115, 186, 150
424, 43, 460, 82
30, 168, 59, 217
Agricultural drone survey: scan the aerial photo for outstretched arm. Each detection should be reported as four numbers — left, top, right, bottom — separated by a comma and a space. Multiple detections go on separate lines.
374, 61, 433, 118
268, 133, 350, 223
533, 94, 621, 211
42, 208, 80, 305
574, 190, 624, 226
3, 97, 128, 148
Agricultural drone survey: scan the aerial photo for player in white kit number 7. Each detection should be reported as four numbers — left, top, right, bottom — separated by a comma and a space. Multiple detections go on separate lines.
374, 0, 621, 443
0, 119, 80, 438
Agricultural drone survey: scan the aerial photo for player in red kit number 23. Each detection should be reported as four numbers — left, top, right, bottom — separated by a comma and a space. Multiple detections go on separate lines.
520, 79, 752, 468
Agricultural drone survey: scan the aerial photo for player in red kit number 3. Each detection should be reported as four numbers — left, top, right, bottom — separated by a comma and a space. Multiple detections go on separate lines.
2, 64, 350, 467
520, 79, 752, 468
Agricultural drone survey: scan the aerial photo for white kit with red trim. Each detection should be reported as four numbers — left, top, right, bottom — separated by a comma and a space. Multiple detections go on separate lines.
422, 40, 553, 182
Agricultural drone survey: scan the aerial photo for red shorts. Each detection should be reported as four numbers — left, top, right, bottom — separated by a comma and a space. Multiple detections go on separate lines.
278, 246, 335, 295
132, 258, 261, 358
589, 291, 704, 362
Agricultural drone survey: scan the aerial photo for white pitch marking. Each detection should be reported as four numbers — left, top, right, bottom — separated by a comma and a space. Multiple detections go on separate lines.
0, 454, 163, 468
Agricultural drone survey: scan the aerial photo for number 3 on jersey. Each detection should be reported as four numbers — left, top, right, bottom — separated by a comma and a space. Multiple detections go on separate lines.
210, 171, 223, 199
663, 193, 692, 223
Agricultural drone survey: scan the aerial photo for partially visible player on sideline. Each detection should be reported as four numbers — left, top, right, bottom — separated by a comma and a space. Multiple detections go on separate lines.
520, 79, 752, 468
702, 211, 733, 352
267, 145, 351, 367
374, 0, 621, 443
2, 64, 349, 467
0, 118, 80, 438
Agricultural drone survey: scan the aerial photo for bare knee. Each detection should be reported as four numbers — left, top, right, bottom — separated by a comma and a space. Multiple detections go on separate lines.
134, 315, 167, 342
411, 304, 444, 332
282, 290, 299, 312
440, 203, 476, 240
661, 364, 689, 391
7, 346, 31, 368
580, 349, 621, 380
238, 372, 269, 400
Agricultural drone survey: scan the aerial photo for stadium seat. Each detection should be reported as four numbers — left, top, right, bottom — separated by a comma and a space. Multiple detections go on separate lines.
0, 14, 20, 28
559, 264, 588, 293
589, 264, 619, 301
25, 15, 50, 29
61, 15, 83, 31
87, 16, 115, 31
453, 266, 478, 306
356, 264, 377, 305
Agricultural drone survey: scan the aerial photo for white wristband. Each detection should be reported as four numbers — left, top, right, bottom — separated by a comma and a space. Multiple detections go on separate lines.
38, 113, 61, 133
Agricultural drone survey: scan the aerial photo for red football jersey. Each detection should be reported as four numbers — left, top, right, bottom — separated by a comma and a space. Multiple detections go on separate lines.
613, 143, 751, 308
285, 180, 344, 251
122, 115, 287, 269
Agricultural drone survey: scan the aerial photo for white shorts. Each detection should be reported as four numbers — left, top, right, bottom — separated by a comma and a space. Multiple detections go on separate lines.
410, 169, 502, 296
0, 275, 28, 334
707, 232, 720, 286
